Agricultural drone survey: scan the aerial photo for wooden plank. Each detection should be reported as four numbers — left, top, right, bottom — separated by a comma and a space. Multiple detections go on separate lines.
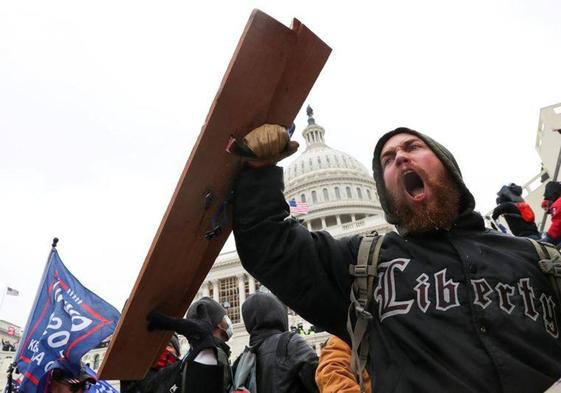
98, 9, 331, 380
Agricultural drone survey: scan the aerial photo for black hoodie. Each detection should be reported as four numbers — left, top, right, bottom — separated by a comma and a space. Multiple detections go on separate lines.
233, 128, 561, 393
243, 292, 289, 347
236, 292, 319, 393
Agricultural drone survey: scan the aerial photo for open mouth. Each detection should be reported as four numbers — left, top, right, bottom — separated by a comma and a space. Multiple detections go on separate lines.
403, 170, 425, 199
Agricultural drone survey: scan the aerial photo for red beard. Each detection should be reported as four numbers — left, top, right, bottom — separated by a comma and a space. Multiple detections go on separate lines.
388, 168, 461, 233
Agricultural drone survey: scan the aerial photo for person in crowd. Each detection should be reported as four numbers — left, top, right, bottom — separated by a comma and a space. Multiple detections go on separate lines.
47, 367, 96, 393
145, 297, 233, 393
491, 183, 540, 239
120, 334, 181, 393
232, 124, 561, 392
542, 181, 561, 245
1, 339, 16, 352
232, 291, 318, 392
315, 335, 371, 393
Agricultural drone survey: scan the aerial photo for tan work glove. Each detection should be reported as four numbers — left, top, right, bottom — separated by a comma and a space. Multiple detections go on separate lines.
243, 124, 299, 167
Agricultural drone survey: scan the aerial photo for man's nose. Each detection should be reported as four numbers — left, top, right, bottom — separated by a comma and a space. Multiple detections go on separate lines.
394, 150, 410, 166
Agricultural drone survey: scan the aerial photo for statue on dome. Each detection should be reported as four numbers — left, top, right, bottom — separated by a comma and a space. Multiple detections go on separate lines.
306, 105, 315, 125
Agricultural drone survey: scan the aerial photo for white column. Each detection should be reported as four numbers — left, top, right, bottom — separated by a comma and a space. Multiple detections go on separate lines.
238, 274, 246, 317
336, 215, 341, 225
202, 281, 210, 297
351, 214, 356, 222
321, 217, 326, 229
248, 276, 256, 294
212, 280, 219, 302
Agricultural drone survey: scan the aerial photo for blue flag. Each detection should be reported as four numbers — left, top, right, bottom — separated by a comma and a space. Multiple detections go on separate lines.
15, 248, 120, 392
84, 366, 119, 393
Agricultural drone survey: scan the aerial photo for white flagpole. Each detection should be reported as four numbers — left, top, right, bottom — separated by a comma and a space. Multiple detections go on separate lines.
14, 237, 59, 360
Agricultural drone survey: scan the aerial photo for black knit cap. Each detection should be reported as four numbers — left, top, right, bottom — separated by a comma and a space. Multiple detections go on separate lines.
186, 296, 226, 328
496, 183, 524, 204
372, 127, 475, 227
544, 181, 561, 202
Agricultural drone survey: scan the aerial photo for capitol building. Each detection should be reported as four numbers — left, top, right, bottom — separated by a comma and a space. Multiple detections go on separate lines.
195, 107, 393, 358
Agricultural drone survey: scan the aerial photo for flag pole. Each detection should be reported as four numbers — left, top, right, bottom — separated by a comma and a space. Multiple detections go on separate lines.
0, 285, 6, 314
6, 362, 14, 393
14, 237, 59, 361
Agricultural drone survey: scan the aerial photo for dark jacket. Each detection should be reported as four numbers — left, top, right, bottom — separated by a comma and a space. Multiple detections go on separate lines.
492, 201, 539, 238
233, 165, 561, 393
237, 292, 319, 393
215, 337, 234, 392
120, 360, 224, 393
120, 339, 230, 393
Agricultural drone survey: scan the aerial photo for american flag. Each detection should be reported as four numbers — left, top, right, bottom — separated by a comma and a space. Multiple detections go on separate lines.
288, 198, 309, 215
6, 286, 19, 296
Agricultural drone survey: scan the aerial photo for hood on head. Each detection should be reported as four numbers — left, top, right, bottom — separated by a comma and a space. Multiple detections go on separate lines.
242, 292, 288, 336
496, 183, 523, 204
544, 181, 561, 202
186, 296, 226, 328
372, 127, 475, 227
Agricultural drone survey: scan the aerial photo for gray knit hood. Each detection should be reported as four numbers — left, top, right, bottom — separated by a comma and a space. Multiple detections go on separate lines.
372, 127, 476, 229
186, 296, 226, 328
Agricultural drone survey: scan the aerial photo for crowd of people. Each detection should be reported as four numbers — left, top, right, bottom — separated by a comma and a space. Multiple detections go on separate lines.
119, 293, 322, 393
11, 124, 561, 393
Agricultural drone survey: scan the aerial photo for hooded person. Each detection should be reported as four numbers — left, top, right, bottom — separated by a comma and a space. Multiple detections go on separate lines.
491, 183, 540, 239
143, 297, 233, 393
232, 292, 319, 393
186, 296, 234, 391
232, 124, 561, 393
542, 181, 561, 245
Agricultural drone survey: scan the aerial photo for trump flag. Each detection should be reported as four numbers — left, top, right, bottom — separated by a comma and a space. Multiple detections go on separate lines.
15, 247, 120, 392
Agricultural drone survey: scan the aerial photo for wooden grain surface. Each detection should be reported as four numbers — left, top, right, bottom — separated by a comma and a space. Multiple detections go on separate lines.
98, 9, 330, 380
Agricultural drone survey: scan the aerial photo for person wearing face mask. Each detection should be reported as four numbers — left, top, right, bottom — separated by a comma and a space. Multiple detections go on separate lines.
146, 296, 234, 393
120, 334, 181, 393
185, 296, 235, 391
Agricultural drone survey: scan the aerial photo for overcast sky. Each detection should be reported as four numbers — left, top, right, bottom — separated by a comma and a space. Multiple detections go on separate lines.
1, 0, 560, 326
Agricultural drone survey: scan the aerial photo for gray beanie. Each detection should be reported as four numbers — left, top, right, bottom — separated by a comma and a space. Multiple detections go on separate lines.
186, 296, 226, 328
372, 127, 475, 225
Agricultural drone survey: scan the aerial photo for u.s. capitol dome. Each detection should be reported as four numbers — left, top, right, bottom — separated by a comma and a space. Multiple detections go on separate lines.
283, 106, 388, 236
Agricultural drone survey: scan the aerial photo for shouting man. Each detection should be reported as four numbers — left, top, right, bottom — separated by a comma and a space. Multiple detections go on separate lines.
233, 125, 561, 393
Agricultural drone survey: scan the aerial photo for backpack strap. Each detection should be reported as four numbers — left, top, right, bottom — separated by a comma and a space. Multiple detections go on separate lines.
347, 232, 385, 392
232, 346, 257, 393
275, 331, 296, 363
528, 238, 561, 310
